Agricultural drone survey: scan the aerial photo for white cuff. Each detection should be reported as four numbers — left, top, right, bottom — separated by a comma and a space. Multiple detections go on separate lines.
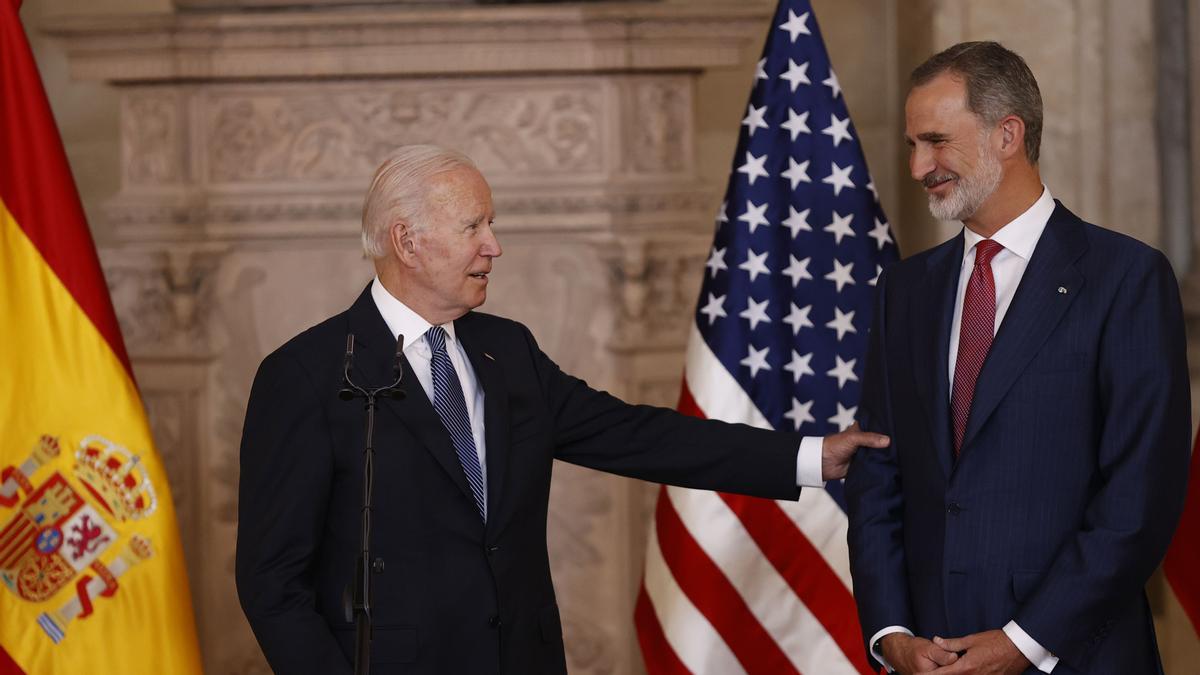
1003, 620, 1058, 673
797, 436, 826, 487
869, 625, 912, 672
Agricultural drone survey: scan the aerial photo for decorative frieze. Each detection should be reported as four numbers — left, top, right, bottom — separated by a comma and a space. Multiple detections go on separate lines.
202, 83, 605, 185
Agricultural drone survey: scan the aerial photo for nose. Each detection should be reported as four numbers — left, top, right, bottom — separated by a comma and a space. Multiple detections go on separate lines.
481, 224, 502, 258
910, 144, 934, 182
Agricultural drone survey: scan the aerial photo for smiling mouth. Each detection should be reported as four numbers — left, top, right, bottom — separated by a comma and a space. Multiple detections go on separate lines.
923, 173, 956, 193
469, 272, 489, 280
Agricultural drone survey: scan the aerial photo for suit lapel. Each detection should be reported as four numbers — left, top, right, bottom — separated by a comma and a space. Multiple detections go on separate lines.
346, 285, 476, 505
958, 204, 1087, 455
455, 313, 511, 529
911, 236, 962, 478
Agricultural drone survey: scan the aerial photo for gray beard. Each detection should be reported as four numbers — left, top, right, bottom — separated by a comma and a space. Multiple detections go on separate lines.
927, 145, 1003, 222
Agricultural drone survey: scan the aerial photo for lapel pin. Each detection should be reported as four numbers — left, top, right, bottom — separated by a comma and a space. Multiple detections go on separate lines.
1057, 286, 1068, 294
484, 352, 496, 361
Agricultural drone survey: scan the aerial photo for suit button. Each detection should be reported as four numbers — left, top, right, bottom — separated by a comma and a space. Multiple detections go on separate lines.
486, 544, 500, 556
488, 614, 501, 628
947, 502, 961, 516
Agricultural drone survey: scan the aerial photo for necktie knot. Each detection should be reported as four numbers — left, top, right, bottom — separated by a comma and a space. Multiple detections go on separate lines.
974, 239, 1004, 267
426, 325, 448, 353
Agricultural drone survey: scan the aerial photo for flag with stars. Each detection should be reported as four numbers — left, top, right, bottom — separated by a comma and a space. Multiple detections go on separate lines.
634, 1, 899, 673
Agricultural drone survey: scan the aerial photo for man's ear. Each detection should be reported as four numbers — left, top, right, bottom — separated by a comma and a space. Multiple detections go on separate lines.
996, 114, 1026, 161
390, 221, 419, 267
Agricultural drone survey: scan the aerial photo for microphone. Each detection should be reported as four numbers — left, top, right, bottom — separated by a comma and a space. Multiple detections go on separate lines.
339, 334, 356, 400
384, 334, 406, 399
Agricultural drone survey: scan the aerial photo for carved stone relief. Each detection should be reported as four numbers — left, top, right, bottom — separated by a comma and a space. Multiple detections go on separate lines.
202, 82, 604, 188
122, 91, 184, 188
603, 235, 708, 355
627, 78, 693, 176
102, 246, 225, 355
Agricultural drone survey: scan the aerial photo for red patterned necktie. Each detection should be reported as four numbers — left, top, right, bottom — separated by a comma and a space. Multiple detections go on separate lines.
951, 239, 1004, 455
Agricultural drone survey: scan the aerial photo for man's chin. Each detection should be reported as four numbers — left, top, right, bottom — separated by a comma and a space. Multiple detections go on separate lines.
927, 195, 970, 222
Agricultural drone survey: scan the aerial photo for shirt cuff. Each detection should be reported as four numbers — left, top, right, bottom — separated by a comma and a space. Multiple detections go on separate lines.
797, 436, 826, 487
1003, 620, 1058, 673
869, 626, 913, 672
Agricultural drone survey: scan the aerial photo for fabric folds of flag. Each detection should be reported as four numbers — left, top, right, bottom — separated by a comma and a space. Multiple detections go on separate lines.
0, 4, 202, 674
1164, 432, 1200, 642
634, 1, 899, 673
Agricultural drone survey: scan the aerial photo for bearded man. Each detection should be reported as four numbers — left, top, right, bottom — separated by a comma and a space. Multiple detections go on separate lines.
845, 42, 1190, 675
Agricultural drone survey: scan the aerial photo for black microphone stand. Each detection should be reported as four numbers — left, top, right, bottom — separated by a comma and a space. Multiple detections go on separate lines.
339, 333, 405, 675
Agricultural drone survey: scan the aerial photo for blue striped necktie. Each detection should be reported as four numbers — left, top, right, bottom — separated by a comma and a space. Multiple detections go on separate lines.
426, 326, 486, 521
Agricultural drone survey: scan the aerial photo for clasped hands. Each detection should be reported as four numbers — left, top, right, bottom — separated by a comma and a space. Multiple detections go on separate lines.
880, 630, 1031, 675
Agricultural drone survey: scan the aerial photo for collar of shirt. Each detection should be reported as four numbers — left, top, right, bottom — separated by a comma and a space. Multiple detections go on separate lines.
961, 185, 1055, 264
370, 277, 459, 356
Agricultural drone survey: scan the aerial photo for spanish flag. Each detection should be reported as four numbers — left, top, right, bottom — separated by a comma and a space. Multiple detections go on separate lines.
1, 1, 202, 672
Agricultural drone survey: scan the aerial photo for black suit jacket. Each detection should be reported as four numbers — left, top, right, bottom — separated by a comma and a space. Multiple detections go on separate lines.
236, 284, 803, 674
846, 203, 1191, 673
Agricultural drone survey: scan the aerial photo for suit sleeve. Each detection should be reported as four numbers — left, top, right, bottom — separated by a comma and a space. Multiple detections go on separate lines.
1014, 248, 1191, 667
514, 325, 802, 501
844, 268, 914, 666
235, 350, 351, 675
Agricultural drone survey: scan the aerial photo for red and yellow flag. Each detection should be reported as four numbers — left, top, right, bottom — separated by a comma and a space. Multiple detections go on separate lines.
1, 1, 202, 672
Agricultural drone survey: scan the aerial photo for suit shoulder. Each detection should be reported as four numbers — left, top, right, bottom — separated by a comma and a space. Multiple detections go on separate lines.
258, 308, 351, 375
1072, 219, 1173, 279
882, 236, 959, 285
1078, 219, 1160, 256
458, 310, 534, 342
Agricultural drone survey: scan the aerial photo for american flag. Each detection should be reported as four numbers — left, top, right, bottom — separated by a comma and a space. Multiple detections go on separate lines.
634, 1, 899, 673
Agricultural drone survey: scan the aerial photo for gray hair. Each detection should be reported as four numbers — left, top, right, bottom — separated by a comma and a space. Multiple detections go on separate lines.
911, 41, 1044, 163
360, 144, 478, 258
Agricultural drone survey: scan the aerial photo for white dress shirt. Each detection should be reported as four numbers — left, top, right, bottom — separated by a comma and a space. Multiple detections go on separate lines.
871, 186, 1059, 674
371, 279, 827, 504
371, 279, 490, 519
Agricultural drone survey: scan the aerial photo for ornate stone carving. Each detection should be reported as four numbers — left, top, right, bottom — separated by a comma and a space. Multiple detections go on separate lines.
603, 237, 708, 353
628, 79, 692, 175
123, 92, 183, 187
204, 85, 603, 185
101, 246, 227, 355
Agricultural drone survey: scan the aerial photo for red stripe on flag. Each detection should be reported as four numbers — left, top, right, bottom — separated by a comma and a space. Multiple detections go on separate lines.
719, 494, 875, 675
683, 376, 872, 672
1164, 433, 1200, 636
677, 378, 703, 420
0, 645, 23, 675
0, 2, 132, 376
634, 579, 692, 675
654, 486, 800, 675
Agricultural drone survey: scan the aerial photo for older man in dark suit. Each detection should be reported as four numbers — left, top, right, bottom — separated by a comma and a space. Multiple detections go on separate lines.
846, 42, 1191, 675
235, 144, 887, 674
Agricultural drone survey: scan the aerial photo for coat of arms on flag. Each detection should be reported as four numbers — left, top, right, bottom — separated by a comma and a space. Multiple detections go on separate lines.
1, 435, 157, 644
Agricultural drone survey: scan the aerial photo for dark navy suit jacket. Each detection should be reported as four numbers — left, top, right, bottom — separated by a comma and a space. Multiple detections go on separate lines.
846, 203, 1191, 674
236, 284, 804, 675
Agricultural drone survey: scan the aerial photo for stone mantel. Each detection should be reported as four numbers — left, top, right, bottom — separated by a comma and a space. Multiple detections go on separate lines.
42, 3, 771, 82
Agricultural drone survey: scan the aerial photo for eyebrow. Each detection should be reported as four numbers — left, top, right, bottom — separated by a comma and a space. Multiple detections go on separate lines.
459, 214, 492, 228
907, 132, 949, 145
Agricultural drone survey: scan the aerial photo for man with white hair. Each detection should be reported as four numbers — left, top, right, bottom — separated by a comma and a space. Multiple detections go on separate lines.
235, 144, 888, 674
846, 42, 1190, 675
